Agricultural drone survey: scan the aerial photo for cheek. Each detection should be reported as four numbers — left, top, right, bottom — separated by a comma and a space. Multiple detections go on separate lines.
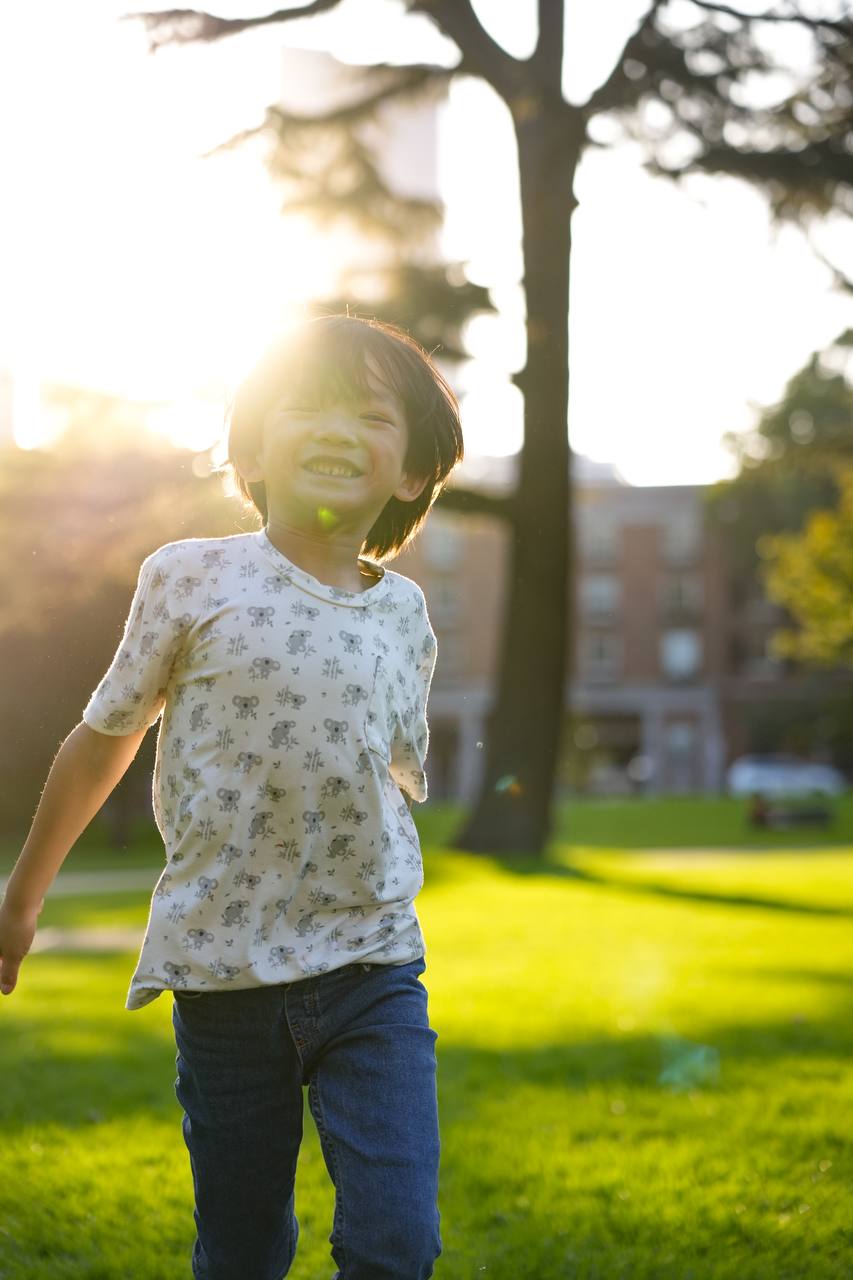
261, 429, 301, 473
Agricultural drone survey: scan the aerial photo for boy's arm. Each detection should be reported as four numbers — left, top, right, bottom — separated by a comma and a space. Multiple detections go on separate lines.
1, 720, 148, 916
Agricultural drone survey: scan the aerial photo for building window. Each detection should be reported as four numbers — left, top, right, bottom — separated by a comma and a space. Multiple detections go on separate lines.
580, 573, 621, 620
429, 578, 460, 626
422, 518, 462, 569
578, 522, 618, 565
659, 572, 703, 619
661, 515, 701, 566
660, 629, 702, 680
580, 632, 623, 682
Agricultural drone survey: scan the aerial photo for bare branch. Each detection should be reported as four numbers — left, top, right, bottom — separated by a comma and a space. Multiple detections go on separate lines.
686, 1, 852, 38
405, 0, 521, 98
435, 484, 514, 523
123, 1, 343, 52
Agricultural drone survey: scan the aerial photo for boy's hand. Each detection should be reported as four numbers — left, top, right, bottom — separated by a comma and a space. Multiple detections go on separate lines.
0, 899, 40, 996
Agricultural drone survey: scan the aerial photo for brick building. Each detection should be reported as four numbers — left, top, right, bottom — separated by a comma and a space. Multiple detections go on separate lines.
394, 452, 851, 802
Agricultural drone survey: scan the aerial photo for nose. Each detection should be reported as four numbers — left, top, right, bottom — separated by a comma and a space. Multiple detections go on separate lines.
313, 411, 360, 442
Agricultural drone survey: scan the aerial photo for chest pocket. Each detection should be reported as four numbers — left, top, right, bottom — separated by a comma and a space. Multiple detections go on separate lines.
363, 654, 396, 767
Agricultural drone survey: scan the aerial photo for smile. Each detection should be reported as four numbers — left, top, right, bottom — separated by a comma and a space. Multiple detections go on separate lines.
303, 463, 363, 478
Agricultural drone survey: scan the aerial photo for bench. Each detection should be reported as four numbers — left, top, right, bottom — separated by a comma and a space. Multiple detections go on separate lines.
748, 794, 834, 830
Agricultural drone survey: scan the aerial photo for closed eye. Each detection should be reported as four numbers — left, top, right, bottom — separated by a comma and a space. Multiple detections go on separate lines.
299, 410, 394, 423
282, 408, 393, 424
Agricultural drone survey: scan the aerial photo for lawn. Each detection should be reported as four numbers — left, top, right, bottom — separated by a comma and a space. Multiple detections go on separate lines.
0, 800, 851, 1278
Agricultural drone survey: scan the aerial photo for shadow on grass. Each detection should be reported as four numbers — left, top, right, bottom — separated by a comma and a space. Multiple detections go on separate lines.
1, 954, 851, 1138
473, 853, 853, 921
415, 804, 853, 920
8, 801, 853, 939
2, 954, 851, 1278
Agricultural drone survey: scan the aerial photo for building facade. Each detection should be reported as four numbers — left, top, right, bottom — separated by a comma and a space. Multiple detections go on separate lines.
393, 452, 853, 802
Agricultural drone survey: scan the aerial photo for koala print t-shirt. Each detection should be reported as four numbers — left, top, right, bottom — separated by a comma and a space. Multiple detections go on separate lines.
82, 531, 438, 1011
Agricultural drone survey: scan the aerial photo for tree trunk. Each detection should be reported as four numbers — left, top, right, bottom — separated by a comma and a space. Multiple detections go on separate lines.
451, 107, 581, 856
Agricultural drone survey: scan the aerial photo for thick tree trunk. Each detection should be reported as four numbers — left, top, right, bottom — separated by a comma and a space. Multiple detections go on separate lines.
451, 109, 581, 856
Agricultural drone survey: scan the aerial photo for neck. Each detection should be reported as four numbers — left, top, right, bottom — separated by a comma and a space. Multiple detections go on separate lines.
263, 518, 378, 589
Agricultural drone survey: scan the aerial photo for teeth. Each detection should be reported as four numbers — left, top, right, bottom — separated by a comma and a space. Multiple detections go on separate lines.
305, 463, 359, 477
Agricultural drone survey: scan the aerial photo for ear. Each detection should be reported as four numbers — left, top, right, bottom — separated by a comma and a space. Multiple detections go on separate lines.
394, 470, 430, 504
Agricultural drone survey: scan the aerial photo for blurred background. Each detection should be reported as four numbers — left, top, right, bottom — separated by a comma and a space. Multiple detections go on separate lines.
1, 1, 852, 844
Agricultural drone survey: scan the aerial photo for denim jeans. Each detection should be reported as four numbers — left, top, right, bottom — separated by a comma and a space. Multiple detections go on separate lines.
171, 956, 442, 1280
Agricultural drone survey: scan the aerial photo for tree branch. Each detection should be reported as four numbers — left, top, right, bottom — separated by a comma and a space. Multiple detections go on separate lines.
581, 0, 671, 124
405, 0, 521, 98
124, 1, 344, 52
686, 1, 852, 38
201, 60, 453, 157
531, 0, 565, 94
800, 229, 853, 297
643, 133, 853, 224
435, 484, 515, 523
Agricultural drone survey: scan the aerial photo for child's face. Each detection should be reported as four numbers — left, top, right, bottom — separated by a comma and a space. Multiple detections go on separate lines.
241, 354, 428, 534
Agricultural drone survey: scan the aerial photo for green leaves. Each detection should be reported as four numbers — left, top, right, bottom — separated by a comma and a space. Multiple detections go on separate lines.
760, 467, 853, 668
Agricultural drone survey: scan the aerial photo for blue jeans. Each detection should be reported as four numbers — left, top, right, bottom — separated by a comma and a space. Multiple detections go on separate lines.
171, 956, 442, 1280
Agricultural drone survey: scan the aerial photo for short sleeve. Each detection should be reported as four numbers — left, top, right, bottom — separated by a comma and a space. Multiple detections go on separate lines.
83, 549, 186, 736
389, 598, 438, 804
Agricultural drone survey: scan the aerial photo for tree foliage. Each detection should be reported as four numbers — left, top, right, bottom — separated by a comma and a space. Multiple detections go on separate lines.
0, 392, 249, 837
0, 392, 245, 635
703, 327, 853, 587
759, 464, 853, 667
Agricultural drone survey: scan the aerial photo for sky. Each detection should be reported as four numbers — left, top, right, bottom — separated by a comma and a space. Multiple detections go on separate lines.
0, 0, 850, 484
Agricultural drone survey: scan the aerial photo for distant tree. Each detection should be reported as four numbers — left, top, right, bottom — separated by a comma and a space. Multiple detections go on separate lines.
130, 1, 853, 853
704, 327, 853, 590
0, 389, 241, 633
759, 463, 853, 667
0, 396, 243, 840
701, 327, 853, 768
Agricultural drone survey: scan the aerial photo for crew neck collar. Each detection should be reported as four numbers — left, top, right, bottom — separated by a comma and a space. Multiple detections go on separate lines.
253, 529, 390, 608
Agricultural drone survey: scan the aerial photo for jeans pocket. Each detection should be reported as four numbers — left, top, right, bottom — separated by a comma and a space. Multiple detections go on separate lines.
174, 989, 205, 1001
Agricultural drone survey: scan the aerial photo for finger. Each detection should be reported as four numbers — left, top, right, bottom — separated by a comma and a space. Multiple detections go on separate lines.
1, 960, 18, 996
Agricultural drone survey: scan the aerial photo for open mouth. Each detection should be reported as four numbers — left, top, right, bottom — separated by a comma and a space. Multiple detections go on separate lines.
303, 463, 363, 479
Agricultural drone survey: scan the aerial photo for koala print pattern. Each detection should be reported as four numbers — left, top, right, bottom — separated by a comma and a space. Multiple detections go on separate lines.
83, 530, 437, 1011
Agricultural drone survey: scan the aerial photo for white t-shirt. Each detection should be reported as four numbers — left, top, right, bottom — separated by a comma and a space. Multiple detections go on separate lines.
83, 530, 438, 1010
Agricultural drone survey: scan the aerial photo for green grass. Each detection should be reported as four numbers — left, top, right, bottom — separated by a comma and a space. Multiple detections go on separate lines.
548, 792, 853, 849
1, 804, 852, 1277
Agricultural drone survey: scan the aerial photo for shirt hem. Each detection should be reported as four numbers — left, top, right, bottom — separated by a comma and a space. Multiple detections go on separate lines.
125, 951, 425, 1009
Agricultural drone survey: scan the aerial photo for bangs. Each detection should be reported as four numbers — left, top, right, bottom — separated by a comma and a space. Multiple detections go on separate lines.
262, 320, 408, 421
